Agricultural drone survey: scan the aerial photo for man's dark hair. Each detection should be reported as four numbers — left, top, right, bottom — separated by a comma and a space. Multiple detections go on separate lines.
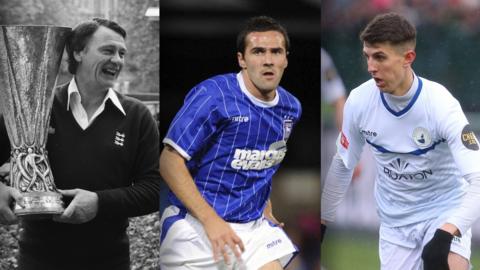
359, 12, 416, 47
66, 18, 126, 74
236, 16, 290, 54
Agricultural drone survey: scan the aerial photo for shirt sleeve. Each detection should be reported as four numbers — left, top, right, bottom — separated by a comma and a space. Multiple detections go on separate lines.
436, 95, 480, 176
446, 172, 480, 235
435, 93, 480, 234
321, 153, 355, 222
163, 85, 220, 160
336, 93, 364, 170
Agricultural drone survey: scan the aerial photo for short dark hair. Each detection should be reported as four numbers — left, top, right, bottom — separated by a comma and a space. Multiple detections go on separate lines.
66, 18, 126, 74
359, 12, 416, 47
236, 16, 290, 54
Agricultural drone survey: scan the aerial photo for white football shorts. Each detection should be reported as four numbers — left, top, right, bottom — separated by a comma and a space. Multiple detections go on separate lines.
379, 212, 471, 270
159, 205, 298, 270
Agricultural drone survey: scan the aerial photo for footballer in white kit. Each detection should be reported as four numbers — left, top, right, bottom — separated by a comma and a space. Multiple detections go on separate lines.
321, 12, 480, 270
338, 74, 476, 268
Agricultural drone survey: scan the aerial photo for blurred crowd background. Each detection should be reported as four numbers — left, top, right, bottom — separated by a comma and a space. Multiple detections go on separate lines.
323, 0, 480, 110
322, 1, 480, 269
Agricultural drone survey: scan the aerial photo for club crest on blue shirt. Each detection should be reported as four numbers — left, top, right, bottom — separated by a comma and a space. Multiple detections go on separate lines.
283, 119, 293, 141
412, 127, 432, 148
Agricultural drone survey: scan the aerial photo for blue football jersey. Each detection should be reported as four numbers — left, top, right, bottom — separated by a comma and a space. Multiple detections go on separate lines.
164, 72, 302, 222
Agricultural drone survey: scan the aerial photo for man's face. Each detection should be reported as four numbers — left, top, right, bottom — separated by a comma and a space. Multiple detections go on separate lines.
237, 31, 288, 99
74, 26, 127, 89
363, 42, 413, 95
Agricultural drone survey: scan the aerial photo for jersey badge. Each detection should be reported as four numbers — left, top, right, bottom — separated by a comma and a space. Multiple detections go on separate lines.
283, 119, 293, 141
412, 127, 432, 148
461, 124, 479, 150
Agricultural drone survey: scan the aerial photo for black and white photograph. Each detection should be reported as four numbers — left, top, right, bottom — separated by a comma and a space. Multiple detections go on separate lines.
0, 1, 159, 269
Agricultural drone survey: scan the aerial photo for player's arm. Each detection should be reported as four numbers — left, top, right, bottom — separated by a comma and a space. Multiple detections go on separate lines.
439, 172, 480, 236
321, 87, 364, 242
159, 145, 245, 263
321, 152, 355, 242
422, 94, 480, 269
422, 172, 480, 270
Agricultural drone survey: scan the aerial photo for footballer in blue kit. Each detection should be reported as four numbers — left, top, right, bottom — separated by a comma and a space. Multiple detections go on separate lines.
159, 16, 300, 269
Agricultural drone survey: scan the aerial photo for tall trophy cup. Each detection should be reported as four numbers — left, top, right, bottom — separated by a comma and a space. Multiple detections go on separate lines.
0, 26, 71, 217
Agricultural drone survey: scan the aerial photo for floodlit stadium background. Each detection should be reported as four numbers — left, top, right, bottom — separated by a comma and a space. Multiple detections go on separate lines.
160, 1, 321, 269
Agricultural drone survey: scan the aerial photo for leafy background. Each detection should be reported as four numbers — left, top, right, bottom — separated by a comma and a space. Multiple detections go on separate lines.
0, 0, 159, 94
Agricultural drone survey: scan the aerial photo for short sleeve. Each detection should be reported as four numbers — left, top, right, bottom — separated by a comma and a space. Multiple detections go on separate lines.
163, 85, 220, 160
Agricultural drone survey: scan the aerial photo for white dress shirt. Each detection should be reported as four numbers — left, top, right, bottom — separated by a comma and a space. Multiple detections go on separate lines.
67, 77, 126, 130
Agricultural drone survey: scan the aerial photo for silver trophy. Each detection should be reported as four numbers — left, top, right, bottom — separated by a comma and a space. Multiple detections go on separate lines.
0, 26, 71, 217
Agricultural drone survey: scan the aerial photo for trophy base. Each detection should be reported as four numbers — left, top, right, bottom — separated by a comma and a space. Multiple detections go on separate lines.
14, 191, 64, 219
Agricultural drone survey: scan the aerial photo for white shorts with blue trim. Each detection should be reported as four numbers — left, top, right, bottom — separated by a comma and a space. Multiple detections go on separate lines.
159, 205, 298, 270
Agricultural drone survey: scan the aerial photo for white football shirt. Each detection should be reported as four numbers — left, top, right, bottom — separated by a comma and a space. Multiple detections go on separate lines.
338, 74, 480, 227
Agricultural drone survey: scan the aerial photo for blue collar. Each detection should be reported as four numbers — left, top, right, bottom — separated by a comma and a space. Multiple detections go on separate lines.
380, 77, 423, 117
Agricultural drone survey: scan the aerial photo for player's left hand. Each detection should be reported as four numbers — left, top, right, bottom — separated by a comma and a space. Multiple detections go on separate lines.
421, 229, 453, 270
53, 189, 98, 224
263, 200, 284, 227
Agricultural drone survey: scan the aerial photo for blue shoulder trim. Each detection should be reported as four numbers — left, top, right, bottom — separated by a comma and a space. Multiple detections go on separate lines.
381, 77, 423, 117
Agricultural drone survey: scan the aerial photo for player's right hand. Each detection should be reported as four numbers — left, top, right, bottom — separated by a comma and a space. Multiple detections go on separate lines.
0, 182, 23, 224
202, 213, 245, 265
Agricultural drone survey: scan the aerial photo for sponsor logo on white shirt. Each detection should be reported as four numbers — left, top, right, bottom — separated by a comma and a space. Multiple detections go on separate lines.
383, 158, 433, 181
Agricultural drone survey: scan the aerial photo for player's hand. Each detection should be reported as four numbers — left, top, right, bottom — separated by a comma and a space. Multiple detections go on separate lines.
263, 200, 284, 227
202, 213, 245, 265
321, 222, 327, 243
53, 189, 98, 224
0, 182, 23, 224
421, 229, 453, 270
